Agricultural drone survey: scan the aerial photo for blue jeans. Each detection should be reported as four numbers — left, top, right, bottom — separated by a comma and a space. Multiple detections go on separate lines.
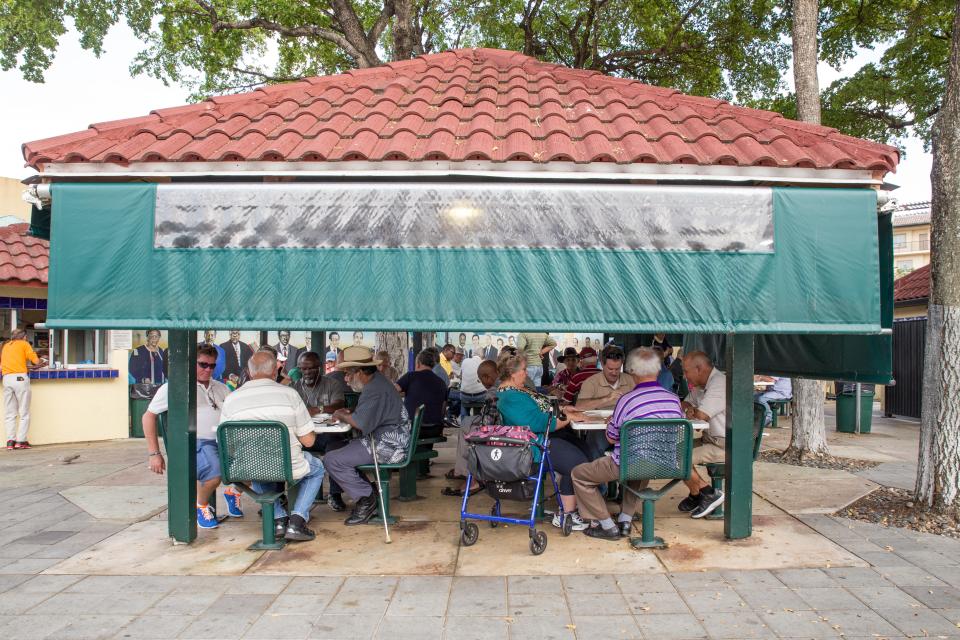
253, 453, 325, 522
527, 365, 543, 386
459, 390, 488, 417
754, 391, 791, 426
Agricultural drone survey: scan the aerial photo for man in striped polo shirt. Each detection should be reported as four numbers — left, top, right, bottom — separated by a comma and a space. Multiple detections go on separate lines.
571, 347, 685, 540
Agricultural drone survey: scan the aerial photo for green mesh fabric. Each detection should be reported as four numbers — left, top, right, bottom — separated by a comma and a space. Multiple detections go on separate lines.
217, 421, 293, 484
619, 419, 693, 482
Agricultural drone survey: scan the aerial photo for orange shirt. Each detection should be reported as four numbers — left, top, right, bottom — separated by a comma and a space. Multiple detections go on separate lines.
1, 339, 39, 376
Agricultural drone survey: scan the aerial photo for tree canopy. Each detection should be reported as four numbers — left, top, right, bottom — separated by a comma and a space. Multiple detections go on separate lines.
0, 0, 952, 149
1, 1, 789, 101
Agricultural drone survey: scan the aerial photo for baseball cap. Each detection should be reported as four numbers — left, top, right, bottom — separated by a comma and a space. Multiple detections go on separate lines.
578, 347, 598, 360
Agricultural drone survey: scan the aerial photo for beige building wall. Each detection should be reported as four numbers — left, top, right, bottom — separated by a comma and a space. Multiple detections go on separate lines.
895, 304, 928, 319
893, 223, 931, 274
1, 348, 130, 445
0, 177, 30, 221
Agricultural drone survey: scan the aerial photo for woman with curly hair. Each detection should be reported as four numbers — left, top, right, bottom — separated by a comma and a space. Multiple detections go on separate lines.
496, 352, 591, 531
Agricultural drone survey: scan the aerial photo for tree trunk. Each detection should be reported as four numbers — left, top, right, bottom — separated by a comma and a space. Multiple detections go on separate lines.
785, 0, 828, 457
791, 0, 821, 124
916, 0, 960, 512
786, 379, 828, 456
392, 0, 415, 60
375, 332, 409, 376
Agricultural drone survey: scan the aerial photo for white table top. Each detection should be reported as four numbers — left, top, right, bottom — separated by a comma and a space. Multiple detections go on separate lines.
312, 415, 351, 434
572, 419, 708, 431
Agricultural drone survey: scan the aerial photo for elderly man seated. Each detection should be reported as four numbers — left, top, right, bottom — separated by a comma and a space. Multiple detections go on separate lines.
217, 351, 325, 542
549, 347, 581, 398
571, 347, 684, 540
754, 375, 792, 427
560, 347, 599, 404
325, 346, 412, 526
679, 351, 726, 519
291, 351, 350, 512
396, 349, 449, 439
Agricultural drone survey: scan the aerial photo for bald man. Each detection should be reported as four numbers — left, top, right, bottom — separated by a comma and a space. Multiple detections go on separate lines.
678, 351, 726, 519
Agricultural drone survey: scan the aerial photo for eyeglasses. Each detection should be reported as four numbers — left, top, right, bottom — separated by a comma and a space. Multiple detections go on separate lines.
197, 362, 217, 370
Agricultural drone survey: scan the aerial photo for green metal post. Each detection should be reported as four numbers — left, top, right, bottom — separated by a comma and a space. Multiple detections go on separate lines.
310, 331, 325, 357
724, 332, 754, 540
166, 331, 197, 543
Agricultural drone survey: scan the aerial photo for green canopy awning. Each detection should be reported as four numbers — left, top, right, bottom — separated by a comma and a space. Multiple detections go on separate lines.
47, 182, 881, 335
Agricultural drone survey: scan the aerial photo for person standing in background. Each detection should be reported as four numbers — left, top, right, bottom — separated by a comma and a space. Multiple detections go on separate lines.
516, 332, 557, 387
2, 328, 46, 449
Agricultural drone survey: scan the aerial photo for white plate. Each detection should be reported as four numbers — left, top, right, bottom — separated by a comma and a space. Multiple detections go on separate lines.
312, 413, 332, 423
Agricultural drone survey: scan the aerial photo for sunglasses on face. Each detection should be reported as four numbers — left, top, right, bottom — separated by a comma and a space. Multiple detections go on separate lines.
197, 362, 217, 370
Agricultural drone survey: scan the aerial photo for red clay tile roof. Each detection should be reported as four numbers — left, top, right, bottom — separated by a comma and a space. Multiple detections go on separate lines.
894, 264, 929, 303
0, 223, 48, 287
22, 48, 899, 172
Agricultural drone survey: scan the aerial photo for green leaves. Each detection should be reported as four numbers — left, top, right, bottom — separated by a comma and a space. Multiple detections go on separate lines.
1, 0, 950, 148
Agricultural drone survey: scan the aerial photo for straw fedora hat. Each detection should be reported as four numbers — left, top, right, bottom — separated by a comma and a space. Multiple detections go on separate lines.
337, 345, 377, 369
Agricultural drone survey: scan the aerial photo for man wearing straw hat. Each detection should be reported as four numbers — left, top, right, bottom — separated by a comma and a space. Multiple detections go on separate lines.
326, 345, 411, 526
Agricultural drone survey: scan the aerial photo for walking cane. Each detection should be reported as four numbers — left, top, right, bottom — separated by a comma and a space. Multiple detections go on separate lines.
369, 436, 392, 544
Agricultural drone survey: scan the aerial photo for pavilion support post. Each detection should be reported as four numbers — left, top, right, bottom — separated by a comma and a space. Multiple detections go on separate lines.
167, 330, 197, 543
723, 332, 754, 539
311, 331, 324, 357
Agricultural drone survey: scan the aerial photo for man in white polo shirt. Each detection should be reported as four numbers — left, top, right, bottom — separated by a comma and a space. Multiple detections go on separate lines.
679, 351, 727, 519
142, 343, 240, 530
217, 351, 325, 542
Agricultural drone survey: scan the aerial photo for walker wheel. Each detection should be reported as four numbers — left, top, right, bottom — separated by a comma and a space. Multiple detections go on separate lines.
529, 530, 548, 555
461, 522, 479, 546
490, 505, 499, 528
561, 514, 573, 537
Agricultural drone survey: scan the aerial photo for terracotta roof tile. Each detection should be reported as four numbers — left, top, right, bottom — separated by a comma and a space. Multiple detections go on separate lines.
0, 224, 48, 286
894, 264, 930, 303
22, 48, 899, 172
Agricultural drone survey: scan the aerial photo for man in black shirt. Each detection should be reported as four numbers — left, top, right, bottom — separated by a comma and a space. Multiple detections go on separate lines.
395, 350, 449, 439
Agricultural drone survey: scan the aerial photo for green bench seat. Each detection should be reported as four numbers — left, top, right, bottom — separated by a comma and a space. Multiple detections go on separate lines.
357, 406, 425, 523
619, 418, 694, 549
766, 398, 792, 429
620, 419, 693, 549
217, 420, 299, 550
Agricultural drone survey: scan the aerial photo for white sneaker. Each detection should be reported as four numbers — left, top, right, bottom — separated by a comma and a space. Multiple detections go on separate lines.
552, 511, 589, 531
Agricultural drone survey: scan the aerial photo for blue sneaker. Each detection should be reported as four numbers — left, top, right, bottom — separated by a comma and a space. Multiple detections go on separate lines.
197, 504, 218, 529
224, 490, 244, 518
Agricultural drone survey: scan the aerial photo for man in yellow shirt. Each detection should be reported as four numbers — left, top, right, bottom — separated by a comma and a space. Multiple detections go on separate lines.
438, 343, 455, 376
2, 329, 45, 449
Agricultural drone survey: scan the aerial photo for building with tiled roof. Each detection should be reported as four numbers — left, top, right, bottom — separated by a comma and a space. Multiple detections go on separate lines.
0, 222, 47, 287
892, 200, 931, 275
23, 48, 897, 179
893, 263, 930, 319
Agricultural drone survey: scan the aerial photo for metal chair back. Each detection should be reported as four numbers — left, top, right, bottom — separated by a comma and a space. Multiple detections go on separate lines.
217, 420, 294, 485
619, 418, 694, 483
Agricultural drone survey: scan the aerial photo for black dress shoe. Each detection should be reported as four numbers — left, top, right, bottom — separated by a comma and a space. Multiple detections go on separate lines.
618, 520, 632, 538
344, 495, 378, 526
327, 494, 347, 512
273, 517, 289, 540
583, 525, 621, 541
284, 519, 316, 542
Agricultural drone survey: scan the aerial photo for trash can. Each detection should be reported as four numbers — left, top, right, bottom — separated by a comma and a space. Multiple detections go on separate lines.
836, 386, 875, 433
129, 397, 152, 438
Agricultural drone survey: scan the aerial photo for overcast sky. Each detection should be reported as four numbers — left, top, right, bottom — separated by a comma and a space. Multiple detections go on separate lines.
0, 25, 933, 205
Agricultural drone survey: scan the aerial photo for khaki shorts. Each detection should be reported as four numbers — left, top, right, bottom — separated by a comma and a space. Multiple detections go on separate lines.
692, 441, 725, 465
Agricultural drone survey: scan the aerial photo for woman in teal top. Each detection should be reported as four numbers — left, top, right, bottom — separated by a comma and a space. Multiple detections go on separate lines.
496, 353, 591, 532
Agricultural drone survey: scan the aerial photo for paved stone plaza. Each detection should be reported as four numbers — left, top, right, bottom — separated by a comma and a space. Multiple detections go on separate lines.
2, 408, 959, 639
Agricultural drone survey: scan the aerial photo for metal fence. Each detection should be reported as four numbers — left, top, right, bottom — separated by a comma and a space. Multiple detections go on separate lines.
885, 317, 927, 418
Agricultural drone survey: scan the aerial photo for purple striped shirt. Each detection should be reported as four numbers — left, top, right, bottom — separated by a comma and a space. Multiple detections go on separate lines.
608, 381, 683, 464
